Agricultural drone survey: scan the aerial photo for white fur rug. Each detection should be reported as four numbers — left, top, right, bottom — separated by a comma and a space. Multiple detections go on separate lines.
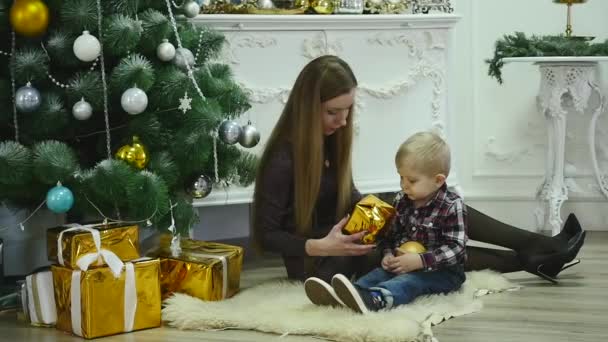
162, 270, 519, 342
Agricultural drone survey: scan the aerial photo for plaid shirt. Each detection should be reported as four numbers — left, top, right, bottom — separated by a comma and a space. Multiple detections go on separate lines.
381, 184, 468, 271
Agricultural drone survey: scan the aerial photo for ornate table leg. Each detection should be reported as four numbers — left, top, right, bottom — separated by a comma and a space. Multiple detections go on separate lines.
535, 63, 598, 235
587, 82, 608, 199
536, 102, 568, 236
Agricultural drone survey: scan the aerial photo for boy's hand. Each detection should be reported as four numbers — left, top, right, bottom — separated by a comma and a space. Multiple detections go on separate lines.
387, 252, 423, 274
381, 253, 394, 271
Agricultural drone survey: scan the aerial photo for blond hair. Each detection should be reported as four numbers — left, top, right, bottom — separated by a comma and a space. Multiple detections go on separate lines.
395, 131, 451, 177
253, 55, 358, 240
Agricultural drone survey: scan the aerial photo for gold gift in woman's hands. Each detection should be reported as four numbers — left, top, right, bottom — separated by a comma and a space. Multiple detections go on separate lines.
343, 195, 396, 244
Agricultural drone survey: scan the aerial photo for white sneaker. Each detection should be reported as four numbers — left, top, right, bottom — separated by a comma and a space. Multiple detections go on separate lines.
331, 273, 369, 314
304, 277, 345, 307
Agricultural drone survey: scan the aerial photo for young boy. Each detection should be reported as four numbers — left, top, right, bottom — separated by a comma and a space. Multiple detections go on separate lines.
306, 131, 468, 313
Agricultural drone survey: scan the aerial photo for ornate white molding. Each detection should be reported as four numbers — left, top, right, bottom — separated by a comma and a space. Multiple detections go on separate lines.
301, 32, 343, 60
366, 30, 447, 56
237, 83, 290, 104
219, 34, 277, 65
483, 136, 533, 163
190, 14, 461, 31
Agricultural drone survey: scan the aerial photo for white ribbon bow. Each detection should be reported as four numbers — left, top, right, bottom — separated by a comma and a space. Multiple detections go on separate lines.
58, 224, 137, 336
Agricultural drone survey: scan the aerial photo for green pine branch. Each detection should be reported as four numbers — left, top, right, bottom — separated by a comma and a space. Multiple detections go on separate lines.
487, 32, 608, 84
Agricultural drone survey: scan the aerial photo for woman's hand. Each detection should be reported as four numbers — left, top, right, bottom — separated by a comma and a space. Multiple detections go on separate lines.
387, 252, 423, 274
305, 216, 375, 256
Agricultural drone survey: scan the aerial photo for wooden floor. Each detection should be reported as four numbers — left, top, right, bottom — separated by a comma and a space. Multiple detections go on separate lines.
1, 231, 606, 342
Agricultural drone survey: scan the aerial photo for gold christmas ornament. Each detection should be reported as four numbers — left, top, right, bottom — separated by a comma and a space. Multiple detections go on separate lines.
10, 0, 50, 37
312, 0, 334, 14
398, 241, 427, 254
115, 136, 149, 169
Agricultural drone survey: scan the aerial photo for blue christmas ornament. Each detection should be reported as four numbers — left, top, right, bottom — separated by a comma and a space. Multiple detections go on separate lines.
46, 182, 74, 214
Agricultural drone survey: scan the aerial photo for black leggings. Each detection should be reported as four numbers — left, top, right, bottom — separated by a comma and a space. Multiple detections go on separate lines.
312, 205, 565, 281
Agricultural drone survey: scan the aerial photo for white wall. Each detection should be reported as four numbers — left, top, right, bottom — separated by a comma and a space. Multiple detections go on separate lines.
193, 0, 608, 241
451, 0, 608, 231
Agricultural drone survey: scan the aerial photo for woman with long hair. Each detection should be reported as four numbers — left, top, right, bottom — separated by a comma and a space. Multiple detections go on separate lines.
252, 55, 584, 288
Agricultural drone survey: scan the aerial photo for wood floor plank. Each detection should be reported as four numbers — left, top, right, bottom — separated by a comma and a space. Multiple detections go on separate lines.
0, 232, 604, 342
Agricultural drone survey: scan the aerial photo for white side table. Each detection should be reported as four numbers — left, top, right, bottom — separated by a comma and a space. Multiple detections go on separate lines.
503, 56, 608, 235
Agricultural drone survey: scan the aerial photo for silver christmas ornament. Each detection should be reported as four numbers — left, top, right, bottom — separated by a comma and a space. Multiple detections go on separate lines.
73, 30, 101, 62
15, 82, 41, 113
218, 120, 242, 145
239, 121, 261, 148
156, 39, 176, 62
188, 174, 212, 199
183, 1, 201, 18
121, 86, 148, 115
72, 98, 93, 120
173, 48, 195, 70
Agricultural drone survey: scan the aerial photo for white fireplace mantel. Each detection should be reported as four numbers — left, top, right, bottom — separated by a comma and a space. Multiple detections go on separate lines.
191, 14, 461, 207
190, 14, 461, 31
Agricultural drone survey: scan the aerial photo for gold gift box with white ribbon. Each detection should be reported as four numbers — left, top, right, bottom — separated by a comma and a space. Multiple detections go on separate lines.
47, 222, 140, 269
50, 226, 161, 339
51, 258, 161, 339
151, 236, 243, 301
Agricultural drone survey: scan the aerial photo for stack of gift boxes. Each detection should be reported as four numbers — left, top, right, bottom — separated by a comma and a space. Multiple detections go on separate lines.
19, 222, 243, 339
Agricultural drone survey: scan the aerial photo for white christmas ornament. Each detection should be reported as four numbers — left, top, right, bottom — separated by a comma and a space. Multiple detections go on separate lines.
73, 30, 101, 62
121, 86, 148, 115
258, 0, 275, 9
182, 1, 201, 18
156, 39, 176, 62
72, 98, 93, 120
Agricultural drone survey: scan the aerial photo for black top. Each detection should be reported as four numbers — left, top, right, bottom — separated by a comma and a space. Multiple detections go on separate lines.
254, 141, 361, 280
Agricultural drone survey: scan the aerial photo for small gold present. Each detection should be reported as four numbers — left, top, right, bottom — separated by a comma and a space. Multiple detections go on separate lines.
150, 236, 243, 301
47, 222, 140, 268
52, 256, 161, 339
343, 194, 396, 244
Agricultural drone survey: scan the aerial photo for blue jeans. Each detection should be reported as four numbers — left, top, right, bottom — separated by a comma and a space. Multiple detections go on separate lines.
354, 266, 465, 308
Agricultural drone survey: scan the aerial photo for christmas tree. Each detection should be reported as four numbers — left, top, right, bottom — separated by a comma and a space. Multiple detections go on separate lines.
0, 0, 258, 235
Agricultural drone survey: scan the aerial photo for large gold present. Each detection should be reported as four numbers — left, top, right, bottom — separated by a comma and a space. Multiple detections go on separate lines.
343, 194, 396, 244
47, 222, 140, 267
151, 236, 243, 301
52, 255, 161, 339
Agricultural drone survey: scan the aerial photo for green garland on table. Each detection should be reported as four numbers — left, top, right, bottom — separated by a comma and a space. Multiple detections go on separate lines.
486, 32, 608, 84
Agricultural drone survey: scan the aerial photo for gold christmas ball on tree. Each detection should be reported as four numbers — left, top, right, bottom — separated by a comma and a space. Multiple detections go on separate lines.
10, 0, 50, 37
115, 136, 149, 169
398, 241, 426, 254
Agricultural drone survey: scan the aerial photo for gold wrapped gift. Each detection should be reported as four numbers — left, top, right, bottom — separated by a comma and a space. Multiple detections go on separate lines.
343, 194, 396, 244
47, 222, 140, 268
52, 258, 161, 339
151, 236, 243, 301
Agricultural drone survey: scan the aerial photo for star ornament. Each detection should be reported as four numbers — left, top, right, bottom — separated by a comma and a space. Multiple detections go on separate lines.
179, 92, 192, 114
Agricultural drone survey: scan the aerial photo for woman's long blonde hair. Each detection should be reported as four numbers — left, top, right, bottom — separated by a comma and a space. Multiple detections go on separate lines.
253, 55, 358, 242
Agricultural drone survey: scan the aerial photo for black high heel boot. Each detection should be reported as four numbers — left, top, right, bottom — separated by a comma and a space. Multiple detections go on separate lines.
521, 230, 586, 284
554, 213, 583, 243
